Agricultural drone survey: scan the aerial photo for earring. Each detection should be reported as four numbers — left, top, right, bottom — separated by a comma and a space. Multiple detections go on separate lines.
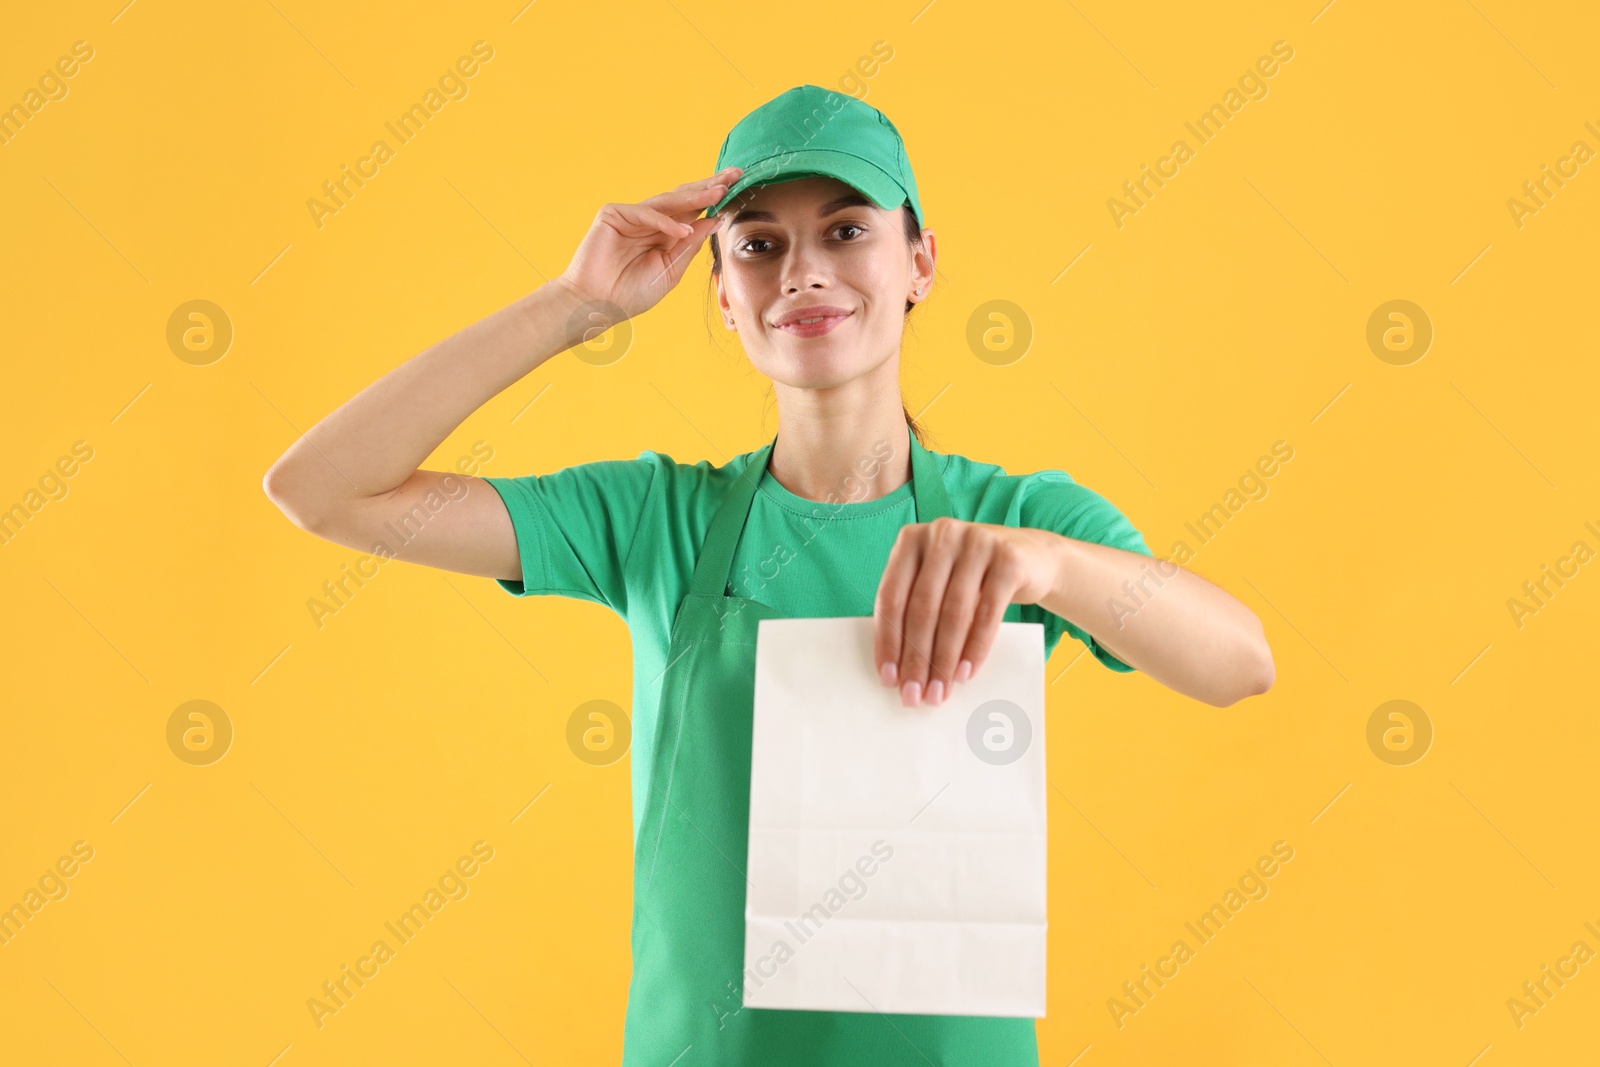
914, 287, 923, 296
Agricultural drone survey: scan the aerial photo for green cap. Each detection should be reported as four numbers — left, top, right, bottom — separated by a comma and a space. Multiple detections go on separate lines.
707, 85, 924, 229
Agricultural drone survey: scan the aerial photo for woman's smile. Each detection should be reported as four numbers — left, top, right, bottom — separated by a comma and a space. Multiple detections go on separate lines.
772, 306, 854, 337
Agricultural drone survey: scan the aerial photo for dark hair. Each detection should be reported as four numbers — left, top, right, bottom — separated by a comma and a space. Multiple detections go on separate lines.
708, 203, 929, 448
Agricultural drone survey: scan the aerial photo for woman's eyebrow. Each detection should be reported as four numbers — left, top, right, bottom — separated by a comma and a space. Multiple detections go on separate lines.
729, 193, 873, 228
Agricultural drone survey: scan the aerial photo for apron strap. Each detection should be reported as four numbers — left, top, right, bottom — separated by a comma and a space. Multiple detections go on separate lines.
690, 438, 773, 597
910, 431, 953, 523
690, 423, 952, 597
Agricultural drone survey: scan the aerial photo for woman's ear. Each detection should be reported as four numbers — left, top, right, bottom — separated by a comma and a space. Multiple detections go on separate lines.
713, 273, 736, 330
913, 229, 937, 300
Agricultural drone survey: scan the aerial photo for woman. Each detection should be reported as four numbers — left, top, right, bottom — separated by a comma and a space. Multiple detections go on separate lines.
264, 84, 1274, 1065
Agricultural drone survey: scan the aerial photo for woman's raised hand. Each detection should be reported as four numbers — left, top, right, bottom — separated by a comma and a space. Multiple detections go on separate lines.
555, 166, 743, 323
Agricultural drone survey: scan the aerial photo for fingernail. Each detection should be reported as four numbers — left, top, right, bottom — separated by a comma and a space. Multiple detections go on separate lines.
956, 659, 972, 683
880, 661, 897, 687
901, 680, 921, 707
925, 680, 944, 705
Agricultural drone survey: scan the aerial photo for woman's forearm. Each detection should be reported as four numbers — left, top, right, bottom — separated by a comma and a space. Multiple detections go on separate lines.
1039, 534, 1275, 706
262, 279, 592, 524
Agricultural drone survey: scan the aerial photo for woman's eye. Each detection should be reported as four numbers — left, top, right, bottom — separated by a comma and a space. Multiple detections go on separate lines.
737, 224, 864, 255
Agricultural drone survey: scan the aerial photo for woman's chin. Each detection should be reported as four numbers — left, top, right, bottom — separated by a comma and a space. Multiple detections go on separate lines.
746, 349, 864, 390
749, 322, 902, 386
769, 365, 866, 392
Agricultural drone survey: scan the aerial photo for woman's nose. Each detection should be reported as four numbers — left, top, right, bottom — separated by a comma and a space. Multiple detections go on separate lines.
781, 244, 831, 293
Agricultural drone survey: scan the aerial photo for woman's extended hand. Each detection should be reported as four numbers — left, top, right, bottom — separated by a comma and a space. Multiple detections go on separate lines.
874, 519, 1064, 707
555, 166, 743, 323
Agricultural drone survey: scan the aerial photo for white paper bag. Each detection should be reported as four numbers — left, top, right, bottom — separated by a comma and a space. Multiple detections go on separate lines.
743, 616, 1047, 1017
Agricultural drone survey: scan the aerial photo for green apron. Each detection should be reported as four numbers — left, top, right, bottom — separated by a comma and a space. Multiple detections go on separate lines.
621, 428, 1040, 1066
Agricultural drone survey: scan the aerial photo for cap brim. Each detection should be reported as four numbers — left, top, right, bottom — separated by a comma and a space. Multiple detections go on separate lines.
706, 148, 907, 220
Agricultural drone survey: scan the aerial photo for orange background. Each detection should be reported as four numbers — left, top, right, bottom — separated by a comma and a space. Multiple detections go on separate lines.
3, 0, 1597, 1063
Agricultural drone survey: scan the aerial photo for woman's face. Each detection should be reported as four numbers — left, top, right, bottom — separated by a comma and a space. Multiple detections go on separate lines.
714, 175, 935, 392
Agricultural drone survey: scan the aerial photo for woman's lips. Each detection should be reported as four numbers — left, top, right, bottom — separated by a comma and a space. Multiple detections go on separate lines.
774, 310, 853, 338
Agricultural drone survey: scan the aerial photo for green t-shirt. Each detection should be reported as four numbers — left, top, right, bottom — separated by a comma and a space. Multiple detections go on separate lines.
485, 436, 1153, 841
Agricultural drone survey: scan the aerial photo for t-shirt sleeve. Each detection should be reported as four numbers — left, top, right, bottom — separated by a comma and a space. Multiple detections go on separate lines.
1018, 471, 1154, 672
482, 454, 661, 617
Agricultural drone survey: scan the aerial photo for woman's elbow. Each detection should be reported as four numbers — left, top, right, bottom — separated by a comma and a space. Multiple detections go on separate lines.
1202, 639, 1275, 708
262, 462, 330, 534
1227, 640, 1276, 705
1246, 649, 1276, 698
